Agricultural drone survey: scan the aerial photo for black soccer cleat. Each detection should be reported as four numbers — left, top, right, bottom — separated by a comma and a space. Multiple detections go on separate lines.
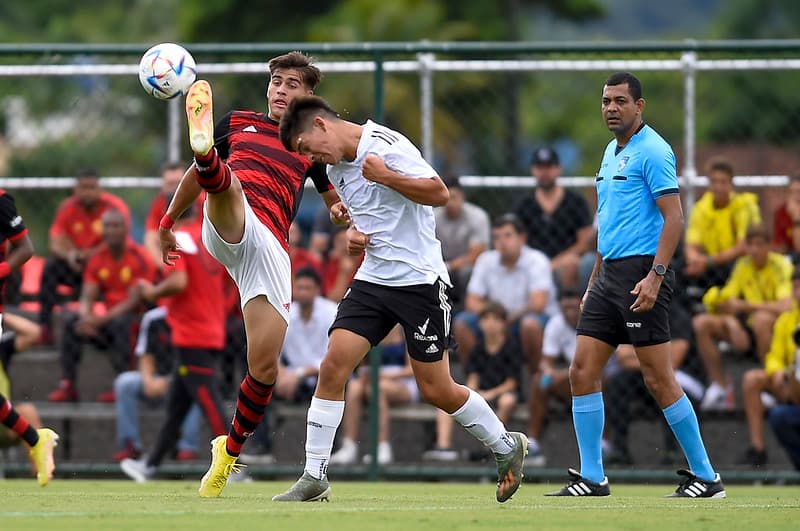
665, 469, 726, 498
545, 467, 610, 497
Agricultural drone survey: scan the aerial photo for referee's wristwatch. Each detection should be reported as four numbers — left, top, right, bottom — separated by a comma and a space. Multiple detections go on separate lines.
651, 263, 667, 277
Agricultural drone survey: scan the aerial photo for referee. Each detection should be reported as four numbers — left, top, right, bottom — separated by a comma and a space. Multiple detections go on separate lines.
547, 72, 725, 498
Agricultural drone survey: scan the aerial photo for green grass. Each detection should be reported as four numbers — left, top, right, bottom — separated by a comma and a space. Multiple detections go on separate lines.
0, 480, 798, 531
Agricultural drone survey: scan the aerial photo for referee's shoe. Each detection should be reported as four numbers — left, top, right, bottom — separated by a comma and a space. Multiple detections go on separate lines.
545, 468, 610, 497
665, 469, 726, 498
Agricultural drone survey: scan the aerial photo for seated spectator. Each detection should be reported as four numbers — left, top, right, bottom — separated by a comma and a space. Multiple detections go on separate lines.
330, 325, 418, 465
772, 172, 800, 260
434, 176, 490, 309
739, 267, 800, 467
320, 228, 360, 302
47, 209, 157, 403
240, 267, 337, 463
39, 168, 131, 340
685, 157, 761, 293
526, 289, 582, 466
289, 221, 322, 278
514, 147, 593, 289
112, 306, 202, 462
693, 225, 793, 410
768, 403, 800, 471
426, 303, 522, 461
453, 213, 556, 370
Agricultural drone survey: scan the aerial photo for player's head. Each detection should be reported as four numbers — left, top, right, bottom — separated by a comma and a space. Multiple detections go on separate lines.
558, 288, 582, 328
491, 213, 527, 262
280, 95, 342, 164
74, 167, 102, 208
293, 266, 322, 306
478, 301, 508, 337
602, 72, 645, 136
705, 157, 735, 205
744, 224, 770, 268
442, 175, 465, 217
530, 147, 562, 191
160, 160, 185, 194
101, 208, 128, 249
267, 51, 321, 122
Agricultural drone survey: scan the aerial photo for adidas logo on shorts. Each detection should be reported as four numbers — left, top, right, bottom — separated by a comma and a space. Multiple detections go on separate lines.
425, 344, 439, 354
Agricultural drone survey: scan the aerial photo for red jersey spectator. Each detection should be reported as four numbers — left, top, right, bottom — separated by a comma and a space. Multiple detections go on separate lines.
289, 221, 322, 278
48, 209, 157, 403
39, 168, 131, 339
773, 173, 800, 257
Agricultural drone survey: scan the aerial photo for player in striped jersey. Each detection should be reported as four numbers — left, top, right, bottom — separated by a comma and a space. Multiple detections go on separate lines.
159, 52, 343, 497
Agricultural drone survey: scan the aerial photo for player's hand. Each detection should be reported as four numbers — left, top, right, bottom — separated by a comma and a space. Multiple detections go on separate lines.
346, 225, 369, 256
362, 154, 388, 185
329, 201, 351, 226
629, 272, 662, 313
159, 227, 180, 266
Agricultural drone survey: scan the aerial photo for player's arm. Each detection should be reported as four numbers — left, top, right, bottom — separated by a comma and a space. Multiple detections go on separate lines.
361, 154, 448, 206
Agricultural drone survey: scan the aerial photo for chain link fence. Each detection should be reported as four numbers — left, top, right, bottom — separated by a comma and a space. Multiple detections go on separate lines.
2, 42, 800, 476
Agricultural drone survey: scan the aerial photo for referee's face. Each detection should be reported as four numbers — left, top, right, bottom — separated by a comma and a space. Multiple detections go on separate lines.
602, 84, 643, 135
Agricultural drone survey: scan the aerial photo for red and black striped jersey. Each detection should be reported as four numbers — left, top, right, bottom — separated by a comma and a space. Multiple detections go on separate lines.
214, 111, 332, 251
0, 189, 28, 314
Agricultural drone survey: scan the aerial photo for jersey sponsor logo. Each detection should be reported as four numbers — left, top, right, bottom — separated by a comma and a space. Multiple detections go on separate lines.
617, 156, 630, 172
425, 344, 439, 354
626, 321, 642, 328
243, 125, 257, 133
120, 266, 132, 284
417, 318, 430, 335
9, 215, 22, 227
415, 332, 439, 342
98, 267, 110, 280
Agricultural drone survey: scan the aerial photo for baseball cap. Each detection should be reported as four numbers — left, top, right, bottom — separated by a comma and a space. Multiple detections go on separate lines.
531, 147, 560, 166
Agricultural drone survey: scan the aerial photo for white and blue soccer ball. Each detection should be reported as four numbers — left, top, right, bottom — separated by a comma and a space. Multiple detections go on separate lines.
138, 43, 197, 100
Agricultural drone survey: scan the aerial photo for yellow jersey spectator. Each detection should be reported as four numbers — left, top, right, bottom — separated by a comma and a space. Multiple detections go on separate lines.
692, 225, 792, 411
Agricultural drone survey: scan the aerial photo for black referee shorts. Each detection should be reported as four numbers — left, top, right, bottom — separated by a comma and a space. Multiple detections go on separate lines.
577, 255, 674, 348
331, 278, 456, 362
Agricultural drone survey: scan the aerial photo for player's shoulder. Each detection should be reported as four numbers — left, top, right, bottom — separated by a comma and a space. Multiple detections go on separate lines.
363, 120, 412, 152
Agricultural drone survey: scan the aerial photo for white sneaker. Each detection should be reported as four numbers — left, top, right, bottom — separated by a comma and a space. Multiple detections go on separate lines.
700, 382, 734, 411
329, 439, 358, 465
760, 391, 777, 410
362, 442, 393, 465
120, 458, 156, 483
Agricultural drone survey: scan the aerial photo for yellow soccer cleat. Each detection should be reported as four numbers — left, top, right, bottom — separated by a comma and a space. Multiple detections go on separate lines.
29, 428, 59, 486
185, 79, 214, 156
198, 435, 244, 498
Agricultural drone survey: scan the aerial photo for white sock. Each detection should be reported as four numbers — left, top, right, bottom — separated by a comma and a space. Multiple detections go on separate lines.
304, 397, 345, 479
450, 387, 515, 455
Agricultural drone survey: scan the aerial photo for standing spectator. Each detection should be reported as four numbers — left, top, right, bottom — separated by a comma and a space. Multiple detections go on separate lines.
453, 213, 556, 368
772, 172, 800, 260
514, 147, 593, 289
240, 267, 337, 462
112, 307, 202, 462
693, 225, 793, 411
120, 209, 230, 482
684, 157, 761, 291
39, 168, 131, 340
738, 267, 800, 467
47, 209, 157, 402
434, 176, 490, 308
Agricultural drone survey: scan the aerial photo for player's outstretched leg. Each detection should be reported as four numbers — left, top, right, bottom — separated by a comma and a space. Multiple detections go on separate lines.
272, 472, 331, 502
185, 80, 231, 194
29, 428, 59, 486
198, 435, 244, 498
545, 467, 610, 497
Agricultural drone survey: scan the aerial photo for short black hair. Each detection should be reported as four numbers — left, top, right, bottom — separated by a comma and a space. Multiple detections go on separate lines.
441, 175, 462, 190
605, 72, 642, 101
479, 301, 507, 321
745, 224, 770, 243
294, 266, 322, 286
77, 167, 99, 180
558, 288, 582, 301
706, 156, 735, 181
279, 95, 339, 152
492, 213, 525, 234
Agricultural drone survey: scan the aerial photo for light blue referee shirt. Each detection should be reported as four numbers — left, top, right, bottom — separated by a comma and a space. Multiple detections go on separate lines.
595, 124, 679, 260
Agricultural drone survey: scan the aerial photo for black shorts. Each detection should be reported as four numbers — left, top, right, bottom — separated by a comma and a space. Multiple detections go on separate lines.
331, 278, 455, 362
577, 255, 674, 348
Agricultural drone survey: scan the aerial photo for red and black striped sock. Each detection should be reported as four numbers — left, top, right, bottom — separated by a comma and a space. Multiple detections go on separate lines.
226, 372, 274, 457
0, 395, 39, 447
194, 148, 231, 194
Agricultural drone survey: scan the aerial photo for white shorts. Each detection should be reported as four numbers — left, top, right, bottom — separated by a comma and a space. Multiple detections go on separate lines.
201, 193, 291, 324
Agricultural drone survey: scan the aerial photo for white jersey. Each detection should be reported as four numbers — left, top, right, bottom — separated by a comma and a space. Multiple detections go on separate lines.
327, 120, 450, 287
542, 311, 577, 364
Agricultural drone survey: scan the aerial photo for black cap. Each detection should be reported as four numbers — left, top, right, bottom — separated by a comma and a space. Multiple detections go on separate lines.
531, 147, 560, 166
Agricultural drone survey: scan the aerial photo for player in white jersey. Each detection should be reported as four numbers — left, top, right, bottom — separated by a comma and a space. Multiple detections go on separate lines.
272, 96, 527, 503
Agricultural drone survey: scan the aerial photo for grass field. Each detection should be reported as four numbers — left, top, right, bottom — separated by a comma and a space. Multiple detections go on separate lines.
1, 480, 798, 531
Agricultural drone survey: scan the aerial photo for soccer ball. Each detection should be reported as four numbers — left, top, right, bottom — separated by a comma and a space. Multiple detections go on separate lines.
138, 43, 197, 100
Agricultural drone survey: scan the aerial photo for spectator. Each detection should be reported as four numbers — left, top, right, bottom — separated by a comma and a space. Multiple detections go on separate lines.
434, 176, 490, 308
772, 172, 800, 260
320, 228, 360, 303
514, 147, 593, 289
330, 325, 418, 465
693, 225, 793, 411
427, 303, 522, 462
768, 403, 800, 471
240, 267, 337, 463
39, 168, 131, 340
289, 222, 322, 278
685, 157, 761, 291
0, 313, 43, 449
738, 267, 800, 467
453, 213, 556, 369
47, 209, 157, 403
112, 307, 202, 462
309, 200, 346, 263
526, 289, 582, 466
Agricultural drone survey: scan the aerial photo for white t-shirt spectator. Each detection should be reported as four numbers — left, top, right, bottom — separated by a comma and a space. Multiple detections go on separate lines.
542, 311, 577, 364
281, 296, 338, 372
434, 202, 490, 264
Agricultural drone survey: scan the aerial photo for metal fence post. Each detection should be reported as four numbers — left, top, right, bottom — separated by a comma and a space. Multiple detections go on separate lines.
367, 346, 381, 481
681, 50, 698, 215
167, 97, 181, 163
418, 52, 435, 162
